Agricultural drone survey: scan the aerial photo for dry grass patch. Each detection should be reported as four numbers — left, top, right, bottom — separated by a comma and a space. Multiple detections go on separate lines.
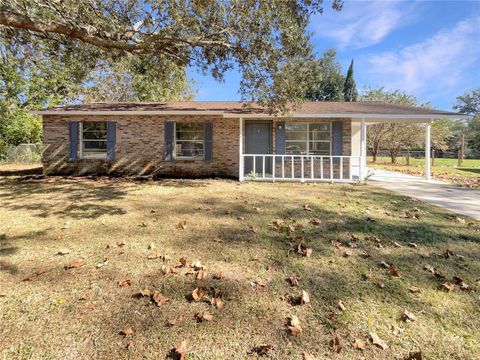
0, 177, 479, 359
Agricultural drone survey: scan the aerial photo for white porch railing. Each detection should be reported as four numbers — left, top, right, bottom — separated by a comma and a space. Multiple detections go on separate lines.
240, 155, 362, 183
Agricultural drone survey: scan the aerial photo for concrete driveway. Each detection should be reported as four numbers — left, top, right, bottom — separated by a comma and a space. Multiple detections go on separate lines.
370, 169, 480, 220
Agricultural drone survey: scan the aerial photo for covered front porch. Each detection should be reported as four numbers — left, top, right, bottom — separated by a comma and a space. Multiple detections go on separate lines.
237, 115, 440, 183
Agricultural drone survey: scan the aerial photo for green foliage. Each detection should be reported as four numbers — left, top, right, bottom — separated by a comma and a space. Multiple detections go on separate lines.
343, 59, 357, 102
453, 88, 480, 156
0, 107, 41, 161
83, 55, 195, 102
0, 0, 343, 112
362, 87, 453, 163
305, 49, 345, 101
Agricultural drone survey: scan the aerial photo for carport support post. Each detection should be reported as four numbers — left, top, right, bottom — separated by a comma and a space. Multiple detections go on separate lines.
239, 117, 244, 181
425, 121, 432, 181
359, 118, 367, 181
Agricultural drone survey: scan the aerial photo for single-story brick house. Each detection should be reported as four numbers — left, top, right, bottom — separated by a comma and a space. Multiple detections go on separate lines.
34, 101, 465, 182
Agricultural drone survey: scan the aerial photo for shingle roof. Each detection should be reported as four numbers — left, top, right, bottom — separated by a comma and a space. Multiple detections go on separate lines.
35, 101, 463, 118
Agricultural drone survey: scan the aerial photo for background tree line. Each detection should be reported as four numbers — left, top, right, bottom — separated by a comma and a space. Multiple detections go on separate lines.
304, 49, 480, 163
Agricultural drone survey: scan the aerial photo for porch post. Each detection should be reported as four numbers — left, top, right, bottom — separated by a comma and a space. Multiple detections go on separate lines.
425, 121, 431, 181
239, 117, 244, 181
359, 118, 367, 181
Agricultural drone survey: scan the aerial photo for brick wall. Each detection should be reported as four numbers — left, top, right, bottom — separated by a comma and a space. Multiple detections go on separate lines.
42, 115, 352, 178
42, 115, 240, 177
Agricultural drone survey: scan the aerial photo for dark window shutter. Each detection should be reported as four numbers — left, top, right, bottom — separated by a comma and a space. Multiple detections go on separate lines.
204, 121, 213, 161
332, 121, 343, 156
276, 122, 286, 154
107, 121, 116, 161
164, 121, 174, 161
68, 121, 79, 160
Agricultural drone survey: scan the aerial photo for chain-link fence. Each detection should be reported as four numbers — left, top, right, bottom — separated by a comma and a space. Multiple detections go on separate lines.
2, 143, 43, 164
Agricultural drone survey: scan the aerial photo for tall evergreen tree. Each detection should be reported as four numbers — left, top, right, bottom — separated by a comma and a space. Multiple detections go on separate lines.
343, 59, 358, 102
305, 49, 345, 101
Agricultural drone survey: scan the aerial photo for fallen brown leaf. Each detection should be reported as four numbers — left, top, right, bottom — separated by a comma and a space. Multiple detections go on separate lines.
177, 220, 187, 230
303, 204, 312, 211
370, 332, 388, 350
176, 257, 187, 268
408, 286, 421, 293
195, 311, 213, 322
191, 260, 206, 270
353, 338, 366, 351
302, 352, 317, 360
329, 334, 342, 353
251, 344, 274, 356
297, 243, 313, 257
22, 267, 48, 281
119, 327, 134, 336
56, 249, 71, 255
403, 351, 423, 360
254, 278, 268, 287
152, 291, 169, 306
175, 340, 187, 360
166, 315, 183, 327
402, 309, 417, 322
191, 287, 207, 302
441, 282, 454, 292
196, 269, 206, 280
338, 300, 346, 311
288, 275, 300, 286
380, 261, 390, 269
301, 290, 310, 305
389, 264, 400, 277
288, 315, 302, 336
138, 289, 151, 297
310, 218, 322, 226
213, 272, 224, 279
64, 261, 84, 270
118, 278, 131, 287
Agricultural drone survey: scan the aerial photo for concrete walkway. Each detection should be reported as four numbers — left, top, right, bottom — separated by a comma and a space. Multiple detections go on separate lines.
370, 169, 480, 220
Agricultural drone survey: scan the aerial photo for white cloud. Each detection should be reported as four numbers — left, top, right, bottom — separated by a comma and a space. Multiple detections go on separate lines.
313, 0, 420, 49
366, 16, 480, 96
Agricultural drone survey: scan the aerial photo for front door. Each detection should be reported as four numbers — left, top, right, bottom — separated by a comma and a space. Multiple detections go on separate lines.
245, 121, 272, 176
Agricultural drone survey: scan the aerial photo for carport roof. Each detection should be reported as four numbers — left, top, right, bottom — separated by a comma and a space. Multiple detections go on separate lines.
33, 101, 469, 119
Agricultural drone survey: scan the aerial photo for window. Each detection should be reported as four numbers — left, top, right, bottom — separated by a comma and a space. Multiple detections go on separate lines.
175, 123, 205, 159
80, 122, 107, 159
285, 122, 331, 155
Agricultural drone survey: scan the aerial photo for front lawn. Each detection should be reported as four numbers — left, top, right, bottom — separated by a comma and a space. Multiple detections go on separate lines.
1, 178, 479, 359
368, 156, 480, 188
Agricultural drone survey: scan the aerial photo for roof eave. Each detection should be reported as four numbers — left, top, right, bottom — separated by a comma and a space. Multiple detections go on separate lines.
32, 110, 470, 120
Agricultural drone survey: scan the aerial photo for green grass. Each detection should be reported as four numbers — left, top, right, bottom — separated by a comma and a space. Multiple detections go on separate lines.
1, 178, 479, 359
369, 156, 480, 187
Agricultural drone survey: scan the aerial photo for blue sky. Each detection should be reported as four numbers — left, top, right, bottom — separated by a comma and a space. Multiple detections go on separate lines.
188, 0, 480, 110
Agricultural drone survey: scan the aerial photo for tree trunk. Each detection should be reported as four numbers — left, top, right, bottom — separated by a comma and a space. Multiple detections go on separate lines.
406, 148, 410, 165
431, 148, 435, 167
372, 141, 380, 163
390, 149, 396, 164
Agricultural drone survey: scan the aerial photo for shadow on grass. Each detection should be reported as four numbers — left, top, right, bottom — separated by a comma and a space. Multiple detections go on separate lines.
458, 168, 480, 175
0, 177, 128, 219
2, 180, 479, 358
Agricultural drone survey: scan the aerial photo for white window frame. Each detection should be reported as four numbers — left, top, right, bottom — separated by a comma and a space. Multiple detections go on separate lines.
174, 122, 205, 160
79, 121, 108, 160
285, 122, 332, 155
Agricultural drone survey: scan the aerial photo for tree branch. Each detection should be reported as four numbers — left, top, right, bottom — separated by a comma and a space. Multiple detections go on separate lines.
0, 10, 234, 53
